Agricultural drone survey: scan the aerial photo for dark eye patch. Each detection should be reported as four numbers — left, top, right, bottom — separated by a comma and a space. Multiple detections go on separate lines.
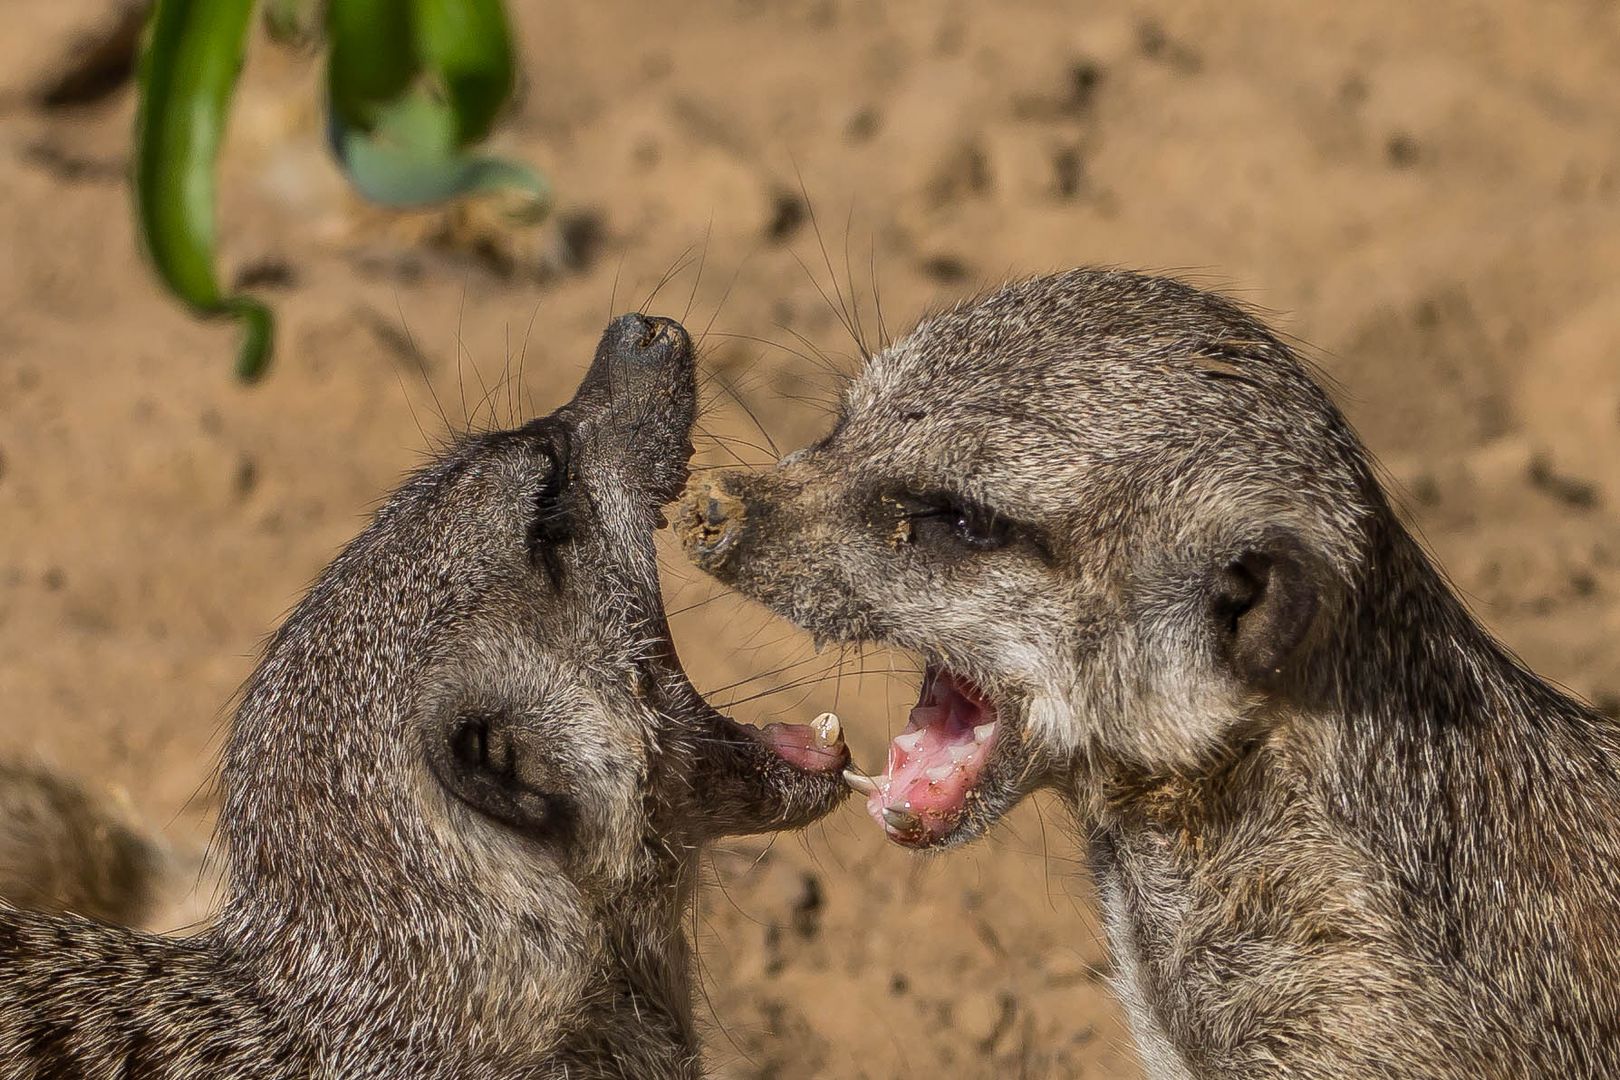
893, 490, 1017, 553
811, 409, 850, 451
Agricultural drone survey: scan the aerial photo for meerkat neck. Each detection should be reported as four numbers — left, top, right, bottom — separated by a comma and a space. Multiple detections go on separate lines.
1335, 514, 1580, 742
207, 711, 581, 1065
558, 920, 703, 1074
1304, 510, 1600, 831
208, 751, 708, 1072
1085, 507, 1602, 832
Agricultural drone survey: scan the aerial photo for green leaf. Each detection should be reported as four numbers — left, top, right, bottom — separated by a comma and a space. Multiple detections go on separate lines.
332, 91, 548, 212
411, 0, 515, 147
225, 296, 276, 380
325, 0, 545, 217
134, 0, 274, 379
325, 0, 417, 133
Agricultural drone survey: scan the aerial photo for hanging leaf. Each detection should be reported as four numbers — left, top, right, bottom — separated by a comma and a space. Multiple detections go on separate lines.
325, 0, 417, 132
133, 0, 274, 380
325, 0, 546, 218
331, 91, 548, 211
132, 0, 547, 380
412, 0, 515, 146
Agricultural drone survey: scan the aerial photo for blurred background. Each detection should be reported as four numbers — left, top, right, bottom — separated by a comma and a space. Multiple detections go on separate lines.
4, 1, 1620, 1076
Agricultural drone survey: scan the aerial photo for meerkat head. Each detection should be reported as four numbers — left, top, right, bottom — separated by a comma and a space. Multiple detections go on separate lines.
219, 314, 847, 1034
683, 270, 1379, 849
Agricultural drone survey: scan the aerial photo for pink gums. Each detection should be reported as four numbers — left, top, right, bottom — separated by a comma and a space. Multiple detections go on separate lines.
757, 722, 847, 773
868, 668, 997, 843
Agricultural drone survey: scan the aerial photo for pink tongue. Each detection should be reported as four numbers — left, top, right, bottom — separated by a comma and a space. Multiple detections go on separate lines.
867, 672, 996, 843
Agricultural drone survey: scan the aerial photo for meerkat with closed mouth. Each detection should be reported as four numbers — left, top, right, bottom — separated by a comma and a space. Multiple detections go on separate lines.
0, 314, 848, 1078
684, 269, 1620, 1078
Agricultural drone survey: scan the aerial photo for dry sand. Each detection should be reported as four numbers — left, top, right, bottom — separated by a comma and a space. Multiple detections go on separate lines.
3, 1, 1620, 1075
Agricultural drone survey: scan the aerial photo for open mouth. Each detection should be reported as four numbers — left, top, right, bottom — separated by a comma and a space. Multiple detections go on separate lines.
847, 666, 998, 846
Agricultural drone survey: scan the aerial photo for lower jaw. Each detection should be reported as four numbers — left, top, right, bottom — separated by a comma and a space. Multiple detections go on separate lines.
873, 802, 973, 848
856, 666, 1003, 846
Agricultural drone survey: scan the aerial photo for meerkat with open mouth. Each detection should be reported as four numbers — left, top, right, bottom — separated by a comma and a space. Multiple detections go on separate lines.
0, 314, 848, 1079
685, 269, 1620, 1079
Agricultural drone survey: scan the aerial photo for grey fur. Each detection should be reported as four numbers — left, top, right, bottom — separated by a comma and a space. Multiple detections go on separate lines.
683, 269, 1620, 1078
0, 314, 846, 1079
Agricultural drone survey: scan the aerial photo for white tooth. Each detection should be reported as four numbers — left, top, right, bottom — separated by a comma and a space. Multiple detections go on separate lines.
973, 722, 997, 743
948, 744, 976, 763
882, 806, 922, 833
894, 732, 924, 753
925, 764, 955, 783
811, 712, 842, 748
842, 769, 879, 796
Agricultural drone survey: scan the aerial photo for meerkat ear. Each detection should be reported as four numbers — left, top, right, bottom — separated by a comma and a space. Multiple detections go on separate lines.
428, 711, 574, 842
1210, 532, 1322, 687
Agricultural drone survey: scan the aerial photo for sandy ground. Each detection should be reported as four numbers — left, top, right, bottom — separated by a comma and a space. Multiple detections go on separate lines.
4, 1, 1620, 1075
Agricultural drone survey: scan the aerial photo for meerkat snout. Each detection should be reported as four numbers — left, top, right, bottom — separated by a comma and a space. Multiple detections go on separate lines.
681, 480, 749, 570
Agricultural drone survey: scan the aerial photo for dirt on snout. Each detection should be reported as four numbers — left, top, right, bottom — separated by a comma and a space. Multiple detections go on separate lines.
682, 482, 748, 565
4, 1, 1620, 1077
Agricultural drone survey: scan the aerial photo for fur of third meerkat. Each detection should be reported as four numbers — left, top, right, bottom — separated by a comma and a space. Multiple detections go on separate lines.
684, 269, 1620, 1079
0, 761, 171, 927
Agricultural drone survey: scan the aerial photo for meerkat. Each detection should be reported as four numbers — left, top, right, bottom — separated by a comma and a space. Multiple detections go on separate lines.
683, 269, 1620, 1078
0, 313, 849, 1079
0, 761, 171, 927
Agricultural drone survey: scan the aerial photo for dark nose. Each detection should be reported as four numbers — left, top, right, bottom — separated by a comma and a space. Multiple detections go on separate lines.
680, 479, 750, 571
579, 313, 692, 398
565, 311, 696, 430
617, 312, 689, 360
556, 313, 698, 507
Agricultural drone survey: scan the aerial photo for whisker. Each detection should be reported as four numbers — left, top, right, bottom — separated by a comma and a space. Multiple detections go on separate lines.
692, 431, 778, 459
793, 164, 869, 360
869, 233, 891, 351
702, 649, 845, 698
718, 667, 921, 709
515, 297, 542, 421
682, 221, 711, 325
709, 373, 780, 459
393, 290, 452, 438
666, 591, 732, 618
696, 255, 752, 353
640, 247, 696, 313
454, 283, 471, 431
841, 200, 871, 359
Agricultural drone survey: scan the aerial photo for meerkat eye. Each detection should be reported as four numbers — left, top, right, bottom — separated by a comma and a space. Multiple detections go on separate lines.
533, 465, 570, 541
950, 503, 1013, 550
900, 492, 1015, 553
